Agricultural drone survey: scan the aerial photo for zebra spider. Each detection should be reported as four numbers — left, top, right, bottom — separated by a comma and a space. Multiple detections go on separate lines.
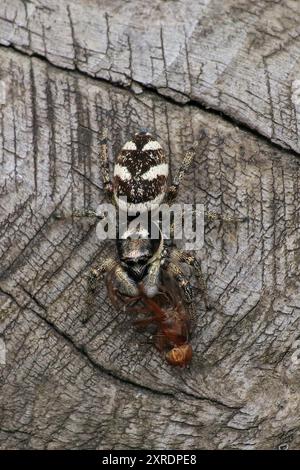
59, 127, 246, 364
88, 129, 208, 310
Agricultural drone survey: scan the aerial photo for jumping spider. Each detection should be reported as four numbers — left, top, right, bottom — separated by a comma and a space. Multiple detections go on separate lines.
88, 129, 208, 310
57, 127, 247, 365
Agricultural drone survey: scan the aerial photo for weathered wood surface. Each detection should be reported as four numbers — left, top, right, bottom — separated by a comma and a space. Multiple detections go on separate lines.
1, 1, 300, 450
0, 0, 300, 152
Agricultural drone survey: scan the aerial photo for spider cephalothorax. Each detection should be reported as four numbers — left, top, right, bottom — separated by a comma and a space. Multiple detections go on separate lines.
116, 227, 160, 282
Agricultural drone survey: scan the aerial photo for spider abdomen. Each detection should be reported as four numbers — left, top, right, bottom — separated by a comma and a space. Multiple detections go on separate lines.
113, 131, 169, 213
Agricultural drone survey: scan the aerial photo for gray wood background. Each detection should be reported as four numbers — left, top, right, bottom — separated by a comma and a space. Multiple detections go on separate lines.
0, 0, 300, 450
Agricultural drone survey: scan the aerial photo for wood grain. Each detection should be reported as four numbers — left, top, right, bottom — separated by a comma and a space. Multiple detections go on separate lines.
0, 1, 300, 450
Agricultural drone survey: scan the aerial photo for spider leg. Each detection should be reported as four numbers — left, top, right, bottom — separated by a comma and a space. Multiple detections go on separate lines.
168, 248, 209, 309
87, 258, 117, 291
84, 258, 139, 322
53, 208, 99, 220
166, 142, 198, 203
164, 207, 248, 246
82, 258, 117, 323
87, 258, 139, 297
100, 127, 114, 200
162, 259, 194, 304
142, 258, 161, 298
206, 211, 248, 224
113, 265, 139, 297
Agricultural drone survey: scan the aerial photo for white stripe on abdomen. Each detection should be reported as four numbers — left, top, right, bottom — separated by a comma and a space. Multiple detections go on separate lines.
114, 164, 132, 181
141, 163, 169, 181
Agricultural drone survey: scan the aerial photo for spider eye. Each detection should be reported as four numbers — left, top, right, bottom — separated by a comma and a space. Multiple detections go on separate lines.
124, 256, 149, 266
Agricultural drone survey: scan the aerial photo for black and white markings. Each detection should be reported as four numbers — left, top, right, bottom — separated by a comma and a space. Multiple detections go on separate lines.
113, 131, 169, 213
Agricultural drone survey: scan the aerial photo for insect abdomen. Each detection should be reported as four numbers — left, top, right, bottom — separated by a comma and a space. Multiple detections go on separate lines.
165, 344, 192, 367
